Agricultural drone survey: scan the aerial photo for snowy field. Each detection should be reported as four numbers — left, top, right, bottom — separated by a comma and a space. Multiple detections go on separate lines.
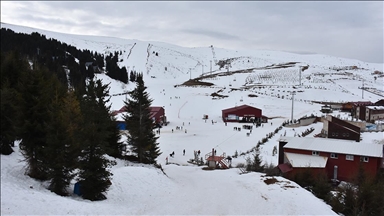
1, 23, 383, 215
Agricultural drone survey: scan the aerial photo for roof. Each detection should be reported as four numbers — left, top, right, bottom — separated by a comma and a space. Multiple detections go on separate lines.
113, 106, 164, 116
351, 101, 374, 106
278, 163, 293, 173
284, 152, 328, 168
280, 137, 383, 158
222, 104, 261, 113
149, 106, 164, 112
375, 99, 384, 105
366, 106, 384, 110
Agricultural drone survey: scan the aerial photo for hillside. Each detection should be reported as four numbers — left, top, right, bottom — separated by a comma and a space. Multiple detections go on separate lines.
1, 22, 383, 215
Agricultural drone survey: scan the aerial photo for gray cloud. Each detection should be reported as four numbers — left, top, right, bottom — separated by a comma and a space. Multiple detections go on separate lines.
182, 29, 241, 41
1, 1, 383, 63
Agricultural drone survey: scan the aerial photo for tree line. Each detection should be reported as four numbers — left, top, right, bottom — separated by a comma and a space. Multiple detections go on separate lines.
1, 50, 161, 201
1, 28, 129, 86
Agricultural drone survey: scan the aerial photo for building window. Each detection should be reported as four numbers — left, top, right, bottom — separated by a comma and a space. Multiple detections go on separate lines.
312, 151, 319, 156
360, 156, 369, 163
342, 133, 350, 137
346, 155, 354, 161
330, 153, 338, 159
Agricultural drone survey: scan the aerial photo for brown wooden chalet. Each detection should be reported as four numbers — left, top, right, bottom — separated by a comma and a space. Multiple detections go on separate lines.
375, 99, 384, 106
322, 115, 360, 142
342, 101, 373, 119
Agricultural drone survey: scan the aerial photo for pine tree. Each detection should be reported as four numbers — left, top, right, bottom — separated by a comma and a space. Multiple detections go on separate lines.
129, 71, 136, 82
45, 88, 83, 196
77, 79, 115, 201
371, 171, 384, 216
0, 84, 17, 155
0, 52, 29, 155
246, 144, 264, 172
124, 73, 161, 164
105, 114, 125, 159
311, 171, 331, 202
17, 65, 57, 180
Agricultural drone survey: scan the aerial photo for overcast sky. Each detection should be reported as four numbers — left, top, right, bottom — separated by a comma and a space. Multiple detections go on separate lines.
1, 1, 383, 63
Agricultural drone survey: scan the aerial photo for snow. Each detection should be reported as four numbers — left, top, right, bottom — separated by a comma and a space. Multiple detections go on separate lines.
282, 137, 383, 158
2, 145, 336, 215
2, 22, 383, 215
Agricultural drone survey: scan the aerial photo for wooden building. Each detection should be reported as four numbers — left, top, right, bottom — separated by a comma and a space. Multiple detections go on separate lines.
149, 106, 166, 125
375, 99, 384, 106
222, 104, 265, 123
322, 115, 360, 142
364, 106, 384, 122
342, 101, 373, 112
112, 106, 166, 130
278, 137, 383, 182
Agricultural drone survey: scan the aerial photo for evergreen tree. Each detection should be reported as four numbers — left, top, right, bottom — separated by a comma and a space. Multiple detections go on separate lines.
105, 114, 125, 159
0, 84, 17, 155
371, 171, 384, 216
120, 66, 128, 84
342, 183, 358, 216
77, 79, 115, 201
124, 73, 161, 164
17, 65, 57, 180
129, 70, 136, 82
246, 144, 264, 172
45, 88, 83, 196
311, 171, 331, 202
0, 52, 29, 154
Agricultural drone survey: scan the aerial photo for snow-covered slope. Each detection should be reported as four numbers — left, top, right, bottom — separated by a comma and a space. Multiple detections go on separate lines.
1, 22, 383, 215
2, 142, 338, 215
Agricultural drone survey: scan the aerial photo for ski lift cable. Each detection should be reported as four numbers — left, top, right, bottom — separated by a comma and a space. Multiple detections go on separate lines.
214, 131, 239, 152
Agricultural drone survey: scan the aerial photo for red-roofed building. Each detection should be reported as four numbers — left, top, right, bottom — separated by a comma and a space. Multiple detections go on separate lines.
278, 137, 384, 182
149, 106, 166, 125
111, 106, 166, 130
222, 104, 266, 123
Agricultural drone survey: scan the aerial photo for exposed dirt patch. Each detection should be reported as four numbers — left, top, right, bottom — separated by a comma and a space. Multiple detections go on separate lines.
211, 92, 228, 98
202, 167, 215, 171
264, 177, 279, 185
248, 94, 258, 98
282, 185, 297, 189
181, 79, 214, 87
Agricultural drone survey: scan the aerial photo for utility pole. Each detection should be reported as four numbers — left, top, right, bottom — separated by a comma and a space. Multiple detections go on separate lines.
291, 91, 296, 123
210, 60, 212, 74
362, 79, 364, 99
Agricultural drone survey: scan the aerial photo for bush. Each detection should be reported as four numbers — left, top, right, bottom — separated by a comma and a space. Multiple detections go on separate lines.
272, 146, 277, 156
264, 163, 280, 176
